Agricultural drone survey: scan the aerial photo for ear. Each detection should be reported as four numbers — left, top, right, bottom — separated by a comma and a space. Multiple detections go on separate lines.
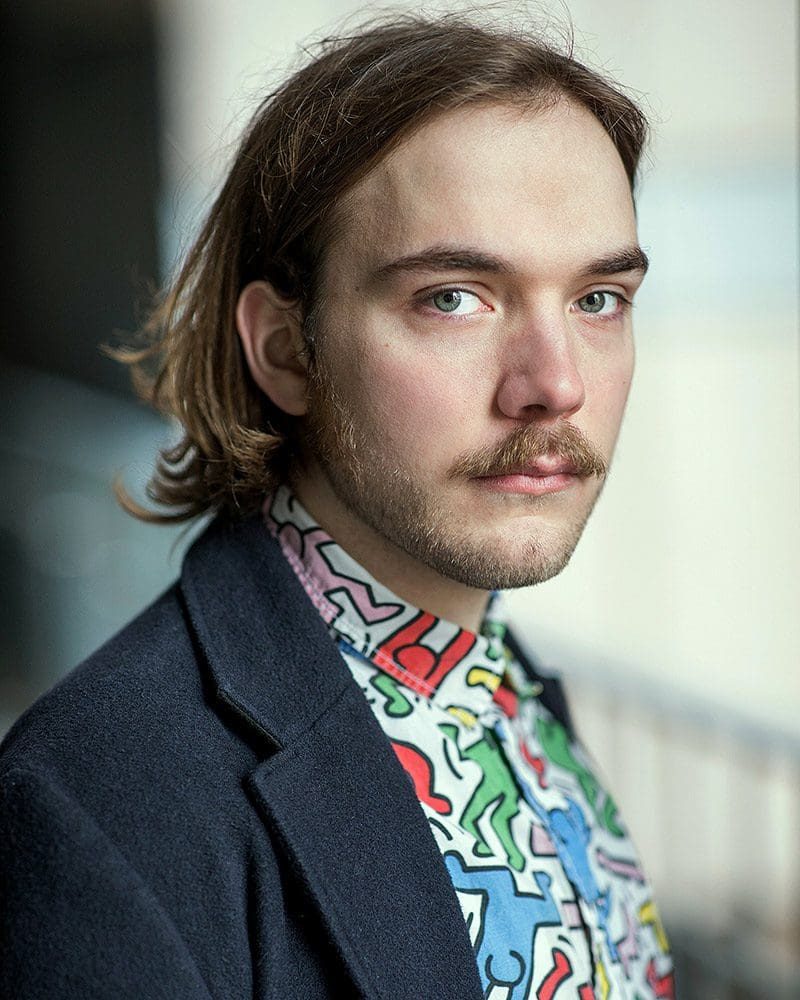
236, 280, 309, 416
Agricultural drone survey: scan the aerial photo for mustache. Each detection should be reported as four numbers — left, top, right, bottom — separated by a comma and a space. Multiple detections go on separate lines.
448, 422, 607, 480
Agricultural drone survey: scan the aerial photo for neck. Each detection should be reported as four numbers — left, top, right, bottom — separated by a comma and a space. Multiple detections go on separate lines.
290, 470, 491, 633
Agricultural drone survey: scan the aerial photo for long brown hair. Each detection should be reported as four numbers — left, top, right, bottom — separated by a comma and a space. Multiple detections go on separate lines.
115, 12, 649, 523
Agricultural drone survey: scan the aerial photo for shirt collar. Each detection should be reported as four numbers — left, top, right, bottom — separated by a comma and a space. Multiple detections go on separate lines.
264, 484, 512, 718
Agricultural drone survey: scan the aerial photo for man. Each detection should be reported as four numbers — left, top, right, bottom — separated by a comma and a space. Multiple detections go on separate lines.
0, 14, 675, 1000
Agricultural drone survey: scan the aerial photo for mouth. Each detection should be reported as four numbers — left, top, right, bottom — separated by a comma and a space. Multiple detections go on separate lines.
506, 456, 581, 478
473, 456, 582, 496
448, 423, 608, 493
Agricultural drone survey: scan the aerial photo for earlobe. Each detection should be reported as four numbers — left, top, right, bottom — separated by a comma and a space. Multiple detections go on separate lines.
235, 280, 309, 416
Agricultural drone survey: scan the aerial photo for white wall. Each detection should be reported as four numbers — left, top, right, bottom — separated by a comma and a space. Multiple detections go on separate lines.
155, 0, 799, 734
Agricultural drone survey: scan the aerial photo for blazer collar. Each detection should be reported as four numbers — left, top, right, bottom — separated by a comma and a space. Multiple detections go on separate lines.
180, 515, 483, 999
181, 514, 353, 748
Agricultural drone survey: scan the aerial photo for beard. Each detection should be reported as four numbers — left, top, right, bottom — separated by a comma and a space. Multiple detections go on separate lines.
299, 355, 609, 591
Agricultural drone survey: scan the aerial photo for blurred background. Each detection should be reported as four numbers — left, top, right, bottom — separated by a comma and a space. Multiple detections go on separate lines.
1, 1, 797, 996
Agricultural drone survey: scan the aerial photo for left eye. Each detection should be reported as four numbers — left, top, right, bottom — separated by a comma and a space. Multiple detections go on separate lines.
576, 291, 623, 316
429, 289, 484, 315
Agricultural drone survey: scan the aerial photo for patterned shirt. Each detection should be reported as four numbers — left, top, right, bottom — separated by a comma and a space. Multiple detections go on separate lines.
266, 486, 674, 1000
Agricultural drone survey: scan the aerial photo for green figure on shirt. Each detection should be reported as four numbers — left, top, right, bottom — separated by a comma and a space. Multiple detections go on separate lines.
440, 722, 525, 872
369, 672, 414, 718
536, 716, 624, 838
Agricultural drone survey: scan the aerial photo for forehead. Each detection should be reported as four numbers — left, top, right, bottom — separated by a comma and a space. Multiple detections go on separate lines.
331, 98, 637, 281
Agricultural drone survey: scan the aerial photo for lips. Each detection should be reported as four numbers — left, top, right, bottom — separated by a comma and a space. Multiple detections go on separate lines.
480, 455, 580, 479
473, 468, 579, 497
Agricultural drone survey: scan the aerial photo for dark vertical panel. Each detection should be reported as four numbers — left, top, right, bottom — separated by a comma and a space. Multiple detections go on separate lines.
0, 0, 167, 724
0, 0, 160, 395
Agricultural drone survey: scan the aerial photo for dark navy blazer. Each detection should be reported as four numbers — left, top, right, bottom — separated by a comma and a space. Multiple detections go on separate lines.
0, 514, 573, 999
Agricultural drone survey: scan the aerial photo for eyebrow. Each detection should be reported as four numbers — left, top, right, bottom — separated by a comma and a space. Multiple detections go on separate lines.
368, 243, 649, 285
369, 246, 512, 284
578, 247, 650, 278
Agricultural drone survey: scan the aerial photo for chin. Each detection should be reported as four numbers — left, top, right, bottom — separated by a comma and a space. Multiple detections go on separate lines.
417, 528, 581, 592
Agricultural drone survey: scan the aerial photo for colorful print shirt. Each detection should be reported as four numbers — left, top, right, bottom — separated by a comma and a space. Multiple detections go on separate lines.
266, 487, 674, 1000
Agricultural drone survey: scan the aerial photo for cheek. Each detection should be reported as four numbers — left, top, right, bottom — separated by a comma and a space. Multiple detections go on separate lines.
358, 349, 480, 460
589, 349, 634, 443
613, 341, 635, 414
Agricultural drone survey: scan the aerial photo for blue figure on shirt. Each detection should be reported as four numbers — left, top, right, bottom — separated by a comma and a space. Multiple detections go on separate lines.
444, 853, 560, 997
545, 798, 619, 963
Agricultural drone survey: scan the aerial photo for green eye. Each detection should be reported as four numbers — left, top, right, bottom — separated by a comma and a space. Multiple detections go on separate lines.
432, 290, 463, 312
428, 289, 485, 315
578, 291, 619, 315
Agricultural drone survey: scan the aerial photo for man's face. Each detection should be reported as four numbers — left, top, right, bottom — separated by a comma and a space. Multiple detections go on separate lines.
299, 98, 646, 590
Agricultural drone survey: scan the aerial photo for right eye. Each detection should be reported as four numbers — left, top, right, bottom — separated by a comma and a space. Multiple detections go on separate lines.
428, 289, 484, 315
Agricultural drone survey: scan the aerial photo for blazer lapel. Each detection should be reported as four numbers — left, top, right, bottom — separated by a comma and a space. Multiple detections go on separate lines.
250, 683, 483, 999
181, 516, 483, 999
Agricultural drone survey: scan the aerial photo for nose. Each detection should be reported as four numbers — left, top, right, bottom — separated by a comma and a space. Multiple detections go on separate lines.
495, 312, 586, 422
